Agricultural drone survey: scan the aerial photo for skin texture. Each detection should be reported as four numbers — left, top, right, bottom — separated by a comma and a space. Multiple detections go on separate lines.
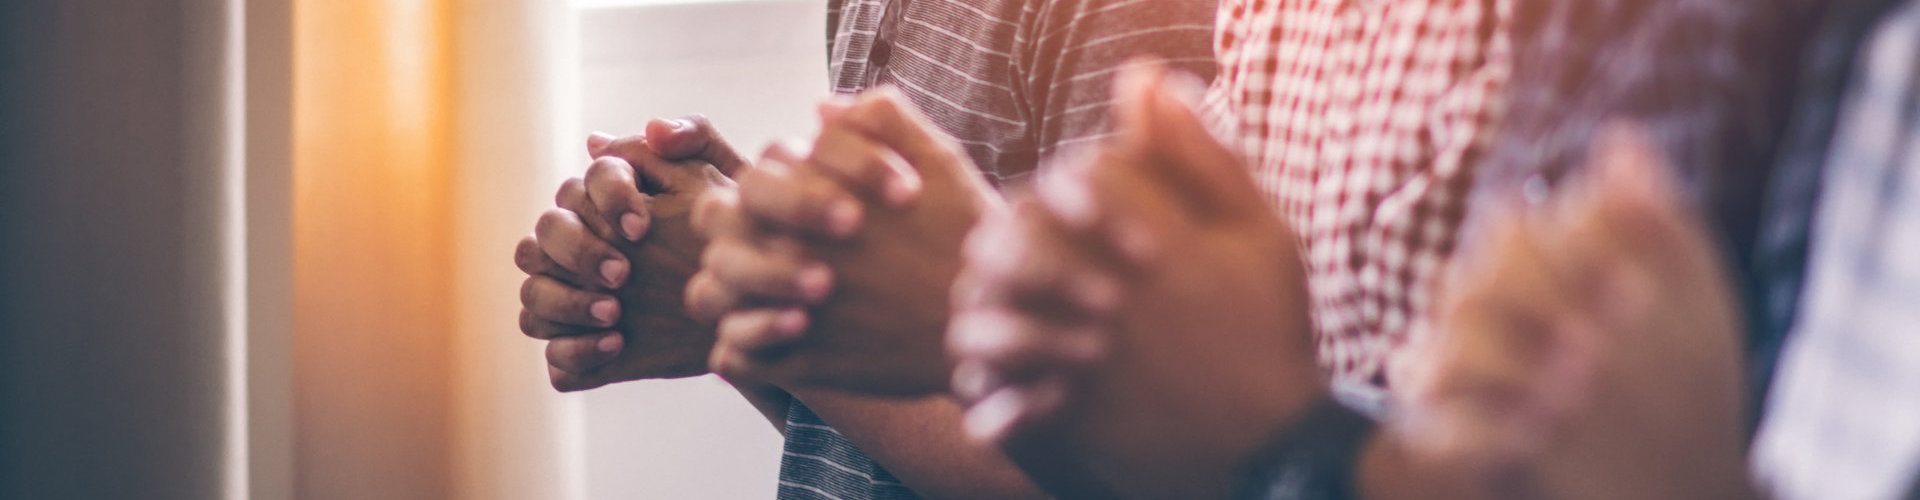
947, 63, 1323, 500
514, 117, 741, 392
1384, 127, 1756, 500
518, 114, 1058, 499
947, 67, 1757, 500
683, 90, 1105, 499
689, 89, 1001, 396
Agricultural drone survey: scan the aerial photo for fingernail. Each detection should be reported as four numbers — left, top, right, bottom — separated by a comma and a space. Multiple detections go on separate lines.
963, 388, 1026, 443
1038, 172, 1097, 228
946, 313, 1013, 357
597, 332, 623, 353
622, 213, 646, 242
951, 361, 996, 403
600, 259, 628, 287
887, 175, 923, 207
797, 265, 834, 302
775, 309, 809, 337
1159, 70, 1208, 110
827, 201, 862, 237
668, 118, 694, 133
590, 300, 618, 324
587, 132, 615, 154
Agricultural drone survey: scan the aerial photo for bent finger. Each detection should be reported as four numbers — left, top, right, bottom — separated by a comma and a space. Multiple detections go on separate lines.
702, 239, 834, 304
946, 309, 1107, 383
736, 156, 867, 239
964, 199, 1126, 319
684, 271, 749, 323
534, 208, 630, 289
716, 308, 811, 355
809, 124, 922, 207
520, 275, 621, 328
962, 375, 1072, 446
514, 236, 598, 289
546, 331, 626, 374
549, 365, 607, 393
647, 115, 751, 177
520, 308, 605, 340
584, 156, 653, 242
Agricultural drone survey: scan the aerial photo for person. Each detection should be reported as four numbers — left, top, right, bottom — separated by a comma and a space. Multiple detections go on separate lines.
942, 0, 1810, 496
919, 0, 1515, 494
512, 0, 1216, 498
710, 0, 1514, 428
689, 0, 1511, 496
1401, 0, 1920, 497
1746, 0, 1920, 496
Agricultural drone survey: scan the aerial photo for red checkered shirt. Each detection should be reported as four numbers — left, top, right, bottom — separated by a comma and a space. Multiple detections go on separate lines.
1203, 0, 1512, 388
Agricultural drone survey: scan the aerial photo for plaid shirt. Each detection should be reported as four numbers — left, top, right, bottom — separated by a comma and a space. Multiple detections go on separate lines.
1204, 0, 1511, 387
1751, 1, 1920, 497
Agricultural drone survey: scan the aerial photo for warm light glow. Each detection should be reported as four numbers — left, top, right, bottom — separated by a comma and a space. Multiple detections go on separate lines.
292, 0, 456, 497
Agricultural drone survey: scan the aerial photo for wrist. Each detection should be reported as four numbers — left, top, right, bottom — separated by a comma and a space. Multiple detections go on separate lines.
726, 377, 793, 432
1231, 392, 1379, 500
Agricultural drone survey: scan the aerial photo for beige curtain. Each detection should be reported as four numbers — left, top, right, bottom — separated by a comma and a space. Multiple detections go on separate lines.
291, 0, 575, 498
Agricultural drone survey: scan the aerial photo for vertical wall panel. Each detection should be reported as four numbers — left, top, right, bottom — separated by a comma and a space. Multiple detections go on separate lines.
0, 0, 236, 498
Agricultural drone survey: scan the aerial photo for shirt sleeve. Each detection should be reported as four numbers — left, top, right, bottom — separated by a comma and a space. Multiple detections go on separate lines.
1010, 0, 1220, 167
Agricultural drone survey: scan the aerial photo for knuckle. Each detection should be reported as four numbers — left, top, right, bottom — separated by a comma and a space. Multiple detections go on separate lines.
519, 309, 540, 336
549, 369, 593, 393
551, 340, 592, 372
519, 278, 540, 308
699, 242, 731, 271
684, 273, 723, 320
586, 156, 631, 183
513, 237, 544, 272
599, 136, 649, 162
568, 233, 611, 263
714, 314, 747, 342
556, 177, 586, 207
545, 339, 569, 367
534, 208, 573, 238
691, 194, 724, 235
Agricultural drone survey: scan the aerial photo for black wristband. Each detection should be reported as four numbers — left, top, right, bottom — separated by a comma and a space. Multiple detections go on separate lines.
1230, 395, 1380, 500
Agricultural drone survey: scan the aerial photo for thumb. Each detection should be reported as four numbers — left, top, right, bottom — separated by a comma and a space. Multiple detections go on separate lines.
595, 133, 733, 196
1582, 125, 1723, 282
587, 132, 616, 157
1115, 60, 1269, 221
646, 115, 751, 178
835, 88, 983, 189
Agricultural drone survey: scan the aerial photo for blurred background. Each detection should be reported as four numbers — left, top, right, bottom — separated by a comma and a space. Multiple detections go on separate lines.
0, 0, 828, 498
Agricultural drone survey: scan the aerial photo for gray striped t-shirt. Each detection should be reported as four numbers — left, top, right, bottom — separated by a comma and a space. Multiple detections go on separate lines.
780, 0, 1216, 498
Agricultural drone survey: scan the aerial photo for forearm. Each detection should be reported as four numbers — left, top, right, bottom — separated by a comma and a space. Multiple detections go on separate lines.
1352, 428, 1768, 500
787, 388, 1064, 500
1354, 432, 1478, 500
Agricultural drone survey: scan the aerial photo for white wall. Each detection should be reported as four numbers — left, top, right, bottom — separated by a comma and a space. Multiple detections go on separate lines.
453, 1, 578, 499
572, 1, 829, 499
